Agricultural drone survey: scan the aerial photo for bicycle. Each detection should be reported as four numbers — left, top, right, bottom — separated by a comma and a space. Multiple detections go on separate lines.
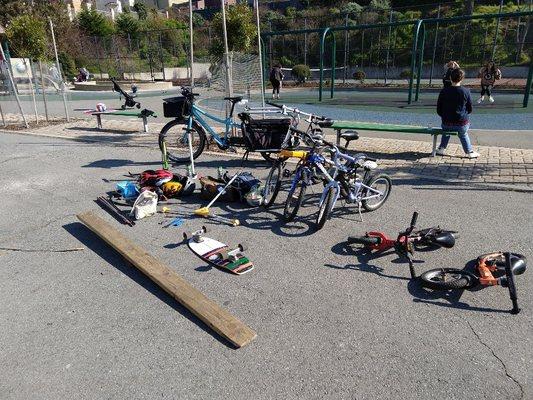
159, 88, 292, 164
419, 252, 526, 314
315, 137, 392, 228
261, 104, 331, 208
347, 212, 457, 279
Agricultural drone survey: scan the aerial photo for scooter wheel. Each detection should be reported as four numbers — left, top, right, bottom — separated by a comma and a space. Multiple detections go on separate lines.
419, 268, 477, 291
238, 244, 246, 252
202, 226, 207, 233
183, 232, 188, 240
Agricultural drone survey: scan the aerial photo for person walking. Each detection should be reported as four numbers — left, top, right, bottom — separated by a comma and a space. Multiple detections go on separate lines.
442, 60, 460, 87
269, 64, 284, 99
477, 61, 501, 103
436, 68, 479, 159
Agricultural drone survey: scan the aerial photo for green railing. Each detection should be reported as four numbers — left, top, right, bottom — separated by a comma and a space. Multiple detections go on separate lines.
262, 10, 533, 107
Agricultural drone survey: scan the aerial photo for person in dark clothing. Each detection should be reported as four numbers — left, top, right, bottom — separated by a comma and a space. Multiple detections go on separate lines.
436, 68, 479, 159
442, 60, 459, 87
269, 64, 284, 99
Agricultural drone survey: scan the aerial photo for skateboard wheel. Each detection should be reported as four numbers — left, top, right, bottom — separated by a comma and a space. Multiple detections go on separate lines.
238, 244, 246, 252
232, 219, 240, 226
202, 226, 207, 233
183, 232, 188, 240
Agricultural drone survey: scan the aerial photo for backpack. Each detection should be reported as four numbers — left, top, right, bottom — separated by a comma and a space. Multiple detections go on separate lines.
226, 172, 261, 202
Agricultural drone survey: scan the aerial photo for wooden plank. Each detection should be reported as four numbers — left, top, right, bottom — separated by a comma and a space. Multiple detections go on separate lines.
77, 211, 257, 348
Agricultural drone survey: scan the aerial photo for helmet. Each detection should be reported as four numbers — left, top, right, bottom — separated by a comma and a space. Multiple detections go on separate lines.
96, 102, 107, 112
161, 180, 183, 198
179, 176, 196, 196
139, 169, 173, 187
244, 185, 263, 207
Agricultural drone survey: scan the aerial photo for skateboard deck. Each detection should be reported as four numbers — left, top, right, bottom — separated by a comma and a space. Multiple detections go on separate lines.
186, 235, 253, 275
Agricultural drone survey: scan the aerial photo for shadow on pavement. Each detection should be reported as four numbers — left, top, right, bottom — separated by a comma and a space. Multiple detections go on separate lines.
63, 221, 237, 348
82, 158, 161, 169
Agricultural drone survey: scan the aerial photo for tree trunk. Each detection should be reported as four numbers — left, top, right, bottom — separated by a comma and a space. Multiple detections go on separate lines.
464, 0, 475, 15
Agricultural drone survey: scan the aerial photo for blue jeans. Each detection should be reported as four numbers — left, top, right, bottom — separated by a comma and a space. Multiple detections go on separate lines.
439, 123, 473, 153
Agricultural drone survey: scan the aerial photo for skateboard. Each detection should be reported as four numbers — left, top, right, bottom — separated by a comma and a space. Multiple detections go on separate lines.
184, 227, 253, 275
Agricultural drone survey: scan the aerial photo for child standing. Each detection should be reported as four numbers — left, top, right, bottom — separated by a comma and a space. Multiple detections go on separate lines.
442, 60, 459, 87
436, 68, 479, 159
477, 61, 502, 103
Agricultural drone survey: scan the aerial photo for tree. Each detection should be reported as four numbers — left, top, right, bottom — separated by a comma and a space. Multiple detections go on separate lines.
0, 0, 26, 27
77, 8, 115, 37
5, 14, 47, 60
192, 13, 205, 28
116, 12, 140, 39
133, 1, 148, 21
210, 4, 256, 58
341, 3, 363, 15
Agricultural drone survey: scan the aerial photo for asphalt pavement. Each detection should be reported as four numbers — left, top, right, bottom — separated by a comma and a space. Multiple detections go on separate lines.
0, 132, 531, 400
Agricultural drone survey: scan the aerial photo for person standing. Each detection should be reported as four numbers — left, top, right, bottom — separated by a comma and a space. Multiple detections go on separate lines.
477, 61, 501, 103
436, 68, 479, 159
442, 60, 459, 87
269, 64, 284, 99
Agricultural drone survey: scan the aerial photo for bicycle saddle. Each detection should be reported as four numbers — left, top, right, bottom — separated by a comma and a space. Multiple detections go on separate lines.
430, 231, 456, 248
224, 96, 243, 104
317, 119, 334, 128
340, 131, 359, 146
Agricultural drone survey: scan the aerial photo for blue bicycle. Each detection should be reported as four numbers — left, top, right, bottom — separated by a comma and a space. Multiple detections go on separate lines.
159, 87, 291, 163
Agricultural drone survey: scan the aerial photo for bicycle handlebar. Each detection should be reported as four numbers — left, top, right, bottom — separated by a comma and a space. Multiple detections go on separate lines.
410, 212, 419, 229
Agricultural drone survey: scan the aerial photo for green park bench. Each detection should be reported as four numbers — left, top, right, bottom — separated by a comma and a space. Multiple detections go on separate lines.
89, 109, 157, 133
331, 121, 459, 157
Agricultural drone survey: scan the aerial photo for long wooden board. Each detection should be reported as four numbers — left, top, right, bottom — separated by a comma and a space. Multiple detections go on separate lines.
77, 211, 257, 348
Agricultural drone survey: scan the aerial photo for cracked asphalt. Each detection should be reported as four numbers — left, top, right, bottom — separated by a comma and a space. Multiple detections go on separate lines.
0, 132, 531, 400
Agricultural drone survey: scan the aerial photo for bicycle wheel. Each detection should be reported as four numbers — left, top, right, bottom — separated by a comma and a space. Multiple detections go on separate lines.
316, 186, 337, 230
262, 161, 283, 208
419, 268, 477, 290
283, 178, 306, 222
261, 152, 276, 162
159, 119, 206, 164
362, 173, 392, 211
347, 236, 380, 246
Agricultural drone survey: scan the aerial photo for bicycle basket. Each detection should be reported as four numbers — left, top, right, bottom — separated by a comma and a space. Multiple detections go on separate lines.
240, 114, 291, 151
163, 97, 191, 119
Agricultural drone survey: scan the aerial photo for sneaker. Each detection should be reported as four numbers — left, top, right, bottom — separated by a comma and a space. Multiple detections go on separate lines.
477, 97, 484, 104
435, 147, 446, 156
489, 96, 495, 103
467, 151, 480, 159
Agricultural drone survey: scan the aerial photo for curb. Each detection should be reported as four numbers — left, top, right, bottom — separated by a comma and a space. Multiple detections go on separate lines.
2, 128, 532, 193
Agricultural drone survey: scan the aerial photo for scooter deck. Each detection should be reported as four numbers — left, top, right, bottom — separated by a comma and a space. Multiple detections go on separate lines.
187, 236, 253, 275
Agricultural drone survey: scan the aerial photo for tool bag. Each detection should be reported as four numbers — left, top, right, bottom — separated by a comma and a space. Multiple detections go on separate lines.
239, 113, 291, 151
199, 176, 239, 202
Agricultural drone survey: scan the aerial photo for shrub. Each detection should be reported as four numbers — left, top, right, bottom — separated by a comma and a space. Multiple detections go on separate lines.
279, 56, 292, 68
399, 68, 414, 79
291, 64, 311, 84
353, 70, 365, 83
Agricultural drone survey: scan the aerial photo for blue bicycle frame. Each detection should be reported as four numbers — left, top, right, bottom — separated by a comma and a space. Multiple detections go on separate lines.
185, 102, 241, 149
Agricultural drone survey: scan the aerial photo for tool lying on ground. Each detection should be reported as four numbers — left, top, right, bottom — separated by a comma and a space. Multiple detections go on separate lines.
347, 212, 457, 279
419, 252, 527, 314
96, 196, 135, 226
162, 217, 184, 228
184, 226, 253, 275
77, 211, 256, 348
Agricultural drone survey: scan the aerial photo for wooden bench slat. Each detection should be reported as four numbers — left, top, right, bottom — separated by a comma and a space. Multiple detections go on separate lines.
77, 211, 257, 348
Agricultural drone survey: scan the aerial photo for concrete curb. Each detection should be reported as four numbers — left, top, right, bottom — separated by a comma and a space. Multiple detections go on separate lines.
2, 128, 532, 193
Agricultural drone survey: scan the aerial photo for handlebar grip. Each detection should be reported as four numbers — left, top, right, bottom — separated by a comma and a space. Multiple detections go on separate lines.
266, 101, 283, 109
410, 212, 418, 228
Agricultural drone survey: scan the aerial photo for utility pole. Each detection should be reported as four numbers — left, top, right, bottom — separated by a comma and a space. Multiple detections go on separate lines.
254, 0, 265, 107
221, 0, 233, 97
189, 0, 195, 87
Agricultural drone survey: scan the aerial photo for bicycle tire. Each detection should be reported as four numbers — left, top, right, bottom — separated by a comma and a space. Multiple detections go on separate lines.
262, 161, 283, 208
419, 268, 477, 290
347, 236, 380, 246
159, 119, 206, 164
316, 186, 336, 230
361, 173, 392, 212
283, 178, 306, 222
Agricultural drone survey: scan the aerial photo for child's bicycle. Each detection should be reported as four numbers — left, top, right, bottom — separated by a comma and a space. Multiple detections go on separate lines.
347, 212, 458, 279
419, 252, 526, 314
261, 104, 331, 208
